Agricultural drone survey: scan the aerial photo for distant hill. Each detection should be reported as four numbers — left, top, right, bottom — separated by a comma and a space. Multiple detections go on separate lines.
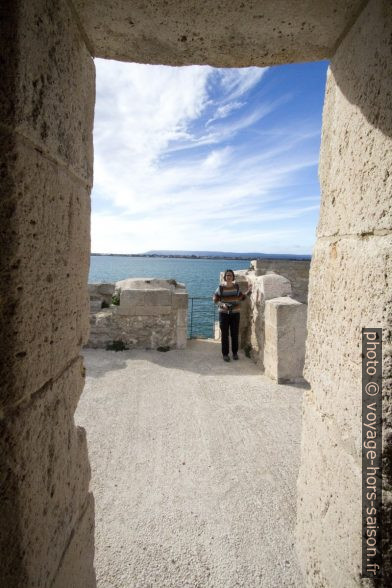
143, 249, 311, 260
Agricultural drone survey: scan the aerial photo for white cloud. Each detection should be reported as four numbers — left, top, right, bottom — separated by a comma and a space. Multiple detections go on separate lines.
218, 67, 267, 101
91, 60, 321, 254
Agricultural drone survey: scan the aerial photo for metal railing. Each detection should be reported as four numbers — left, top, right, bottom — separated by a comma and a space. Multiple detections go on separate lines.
188, 297, 218, 339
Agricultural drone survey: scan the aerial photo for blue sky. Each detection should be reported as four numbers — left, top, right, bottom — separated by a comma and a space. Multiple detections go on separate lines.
92, 60, 329, 254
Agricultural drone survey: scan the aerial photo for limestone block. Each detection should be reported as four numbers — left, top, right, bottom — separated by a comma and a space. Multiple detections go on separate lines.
72, 0, 365, 66
0, 0, 95, 182
176, 308, 188, 328
88, 282, 115, 305
87, 284, 99, 297
88, 309, 176, 349
0, 133, 90, 409
144, 288, 172, 306
172, 290, 188, 309
118, 305, 172, 316
116, 277, 176, 291
250, 259, 310, 303
317, 0, 392, 237
87, 308, 118, 348
96, 283, 115, 297
176, 326, 187, 350
296, 400, 362, 588
0, 358, 92, 586
264, 297, 307, 383
119, 289, 148, 308
90, 300, 102, 313
53, 494, 95, 588
304, 234, 391, 442
258, 273, 292, 300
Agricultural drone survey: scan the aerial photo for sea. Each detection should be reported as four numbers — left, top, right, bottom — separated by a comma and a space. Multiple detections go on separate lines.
89, 255, 251, 338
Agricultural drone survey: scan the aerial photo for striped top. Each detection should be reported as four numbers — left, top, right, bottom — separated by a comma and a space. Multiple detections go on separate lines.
213, 283, 246, 314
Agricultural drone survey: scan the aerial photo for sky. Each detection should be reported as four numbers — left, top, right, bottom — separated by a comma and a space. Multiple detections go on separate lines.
91, 59, 329, 255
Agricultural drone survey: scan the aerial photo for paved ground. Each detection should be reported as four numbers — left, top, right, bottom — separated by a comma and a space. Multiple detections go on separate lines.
76, 340, 305, 587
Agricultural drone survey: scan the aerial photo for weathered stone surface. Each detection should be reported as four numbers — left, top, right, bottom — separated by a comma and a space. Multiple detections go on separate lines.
53, 494, 95, 588
296, 400, 362, 588
241, 274, 292, 367
259, 273, 292, 301
118, 289, 149, 308
176, 308, 187, 328
120, 288, 172, 310
0, 0, 95, 182
0, 132, 91, 409
264, 297, 307, 383
88, 283, 115, 306
91, 311, 176, 349
88, 279, 189, 349
116, 277, 183, 291
297, 1, 392, 583
172, 290, 188, 309
0, 358, 92, 587
1, 0, 390, 586
250, 259, 311, 303
305, 235, 391, 440
72, 0, 365, 66
317, 0, 392, 237
0, 2, 94, 585
118, 304, 172, 316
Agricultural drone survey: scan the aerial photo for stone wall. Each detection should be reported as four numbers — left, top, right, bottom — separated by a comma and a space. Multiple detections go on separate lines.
296, 1, 392, 585
250, 259, 311, 303
2, 0, 390, 586
0, 0, 95, 585
87, 278, 188, 350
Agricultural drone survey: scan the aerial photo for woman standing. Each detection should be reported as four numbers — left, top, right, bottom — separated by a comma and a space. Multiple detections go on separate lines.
213, 269, 252, 362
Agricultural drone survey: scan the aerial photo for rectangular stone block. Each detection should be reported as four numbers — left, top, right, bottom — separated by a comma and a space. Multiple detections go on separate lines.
250, 259, 310, 303
317, 0, 392, 237
0, 132, 91, 409
0, 0, 95, 182
144, 288, 172, 306
120, 289, 147, 308
172, 291, 188, 309
119, 288, 172, 311
0, 358, 92, 587
264, 297, 307, 382
258, 273, 292, 301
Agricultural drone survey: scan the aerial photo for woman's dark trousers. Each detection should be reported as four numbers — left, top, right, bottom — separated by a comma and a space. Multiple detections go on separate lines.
219, 312, 240, 356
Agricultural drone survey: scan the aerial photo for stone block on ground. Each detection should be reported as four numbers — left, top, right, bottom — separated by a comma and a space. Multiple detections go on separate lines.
264, 297, 307, 383
87, 278, 189, 349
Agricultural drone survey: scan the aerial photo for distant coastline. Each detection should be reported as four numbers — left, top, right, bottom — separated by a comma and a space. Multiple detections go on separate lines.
91, 251, 311, 261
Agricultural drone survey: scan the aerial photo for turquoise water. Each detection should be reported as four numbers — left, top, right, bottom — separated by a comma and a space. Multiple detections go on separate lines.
89, 255, 251, 338
89, 255, 251, 297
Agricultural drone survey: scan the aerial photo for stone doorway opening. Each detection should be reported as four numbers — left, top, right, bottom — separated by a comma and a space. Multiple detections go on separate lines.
1, 1, 390, 586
